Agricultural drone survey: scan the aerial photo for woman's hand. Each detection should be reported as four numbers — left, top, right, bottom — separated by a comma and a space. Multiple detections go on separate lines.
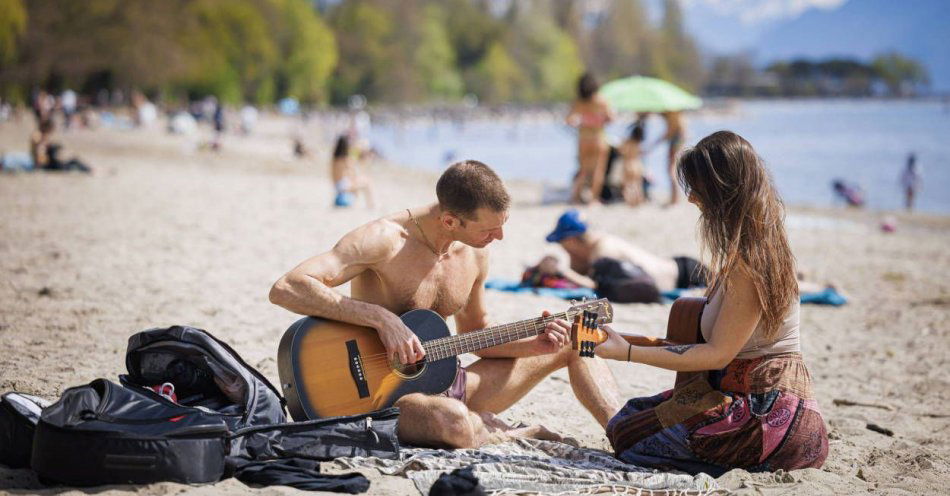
594, 325, 633, 362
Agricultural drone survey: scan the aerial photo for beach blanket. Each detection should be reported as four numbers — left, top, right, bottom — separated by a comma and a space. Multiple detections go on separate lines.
485, 279, 598, 300
334, 438, 721, 495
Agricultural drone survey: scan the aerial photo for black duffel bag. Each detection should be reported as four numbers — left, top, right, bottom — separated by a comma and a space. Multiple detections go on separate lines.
0, 392, 50, 469
31, 379, 230, 485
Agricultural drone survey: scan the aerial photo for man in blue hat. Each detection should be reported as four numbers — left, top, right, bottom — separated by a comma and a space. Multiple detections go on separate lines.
546, 209, 707, 295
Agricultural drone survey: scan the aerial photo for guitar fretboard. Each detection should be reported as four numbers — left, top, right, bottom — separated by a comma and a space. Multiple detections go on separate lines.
422, 310, 576, 362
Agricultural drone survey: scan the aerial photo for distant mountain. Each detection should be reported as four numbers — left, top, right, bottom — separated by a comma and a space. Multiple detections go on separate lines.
680, 0, 949, 91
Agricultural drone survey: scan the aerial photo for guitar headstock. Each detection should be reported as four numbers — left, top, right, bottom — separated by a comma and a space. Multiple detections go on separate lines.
570, 310, 608, 358
566, 298, 613, 326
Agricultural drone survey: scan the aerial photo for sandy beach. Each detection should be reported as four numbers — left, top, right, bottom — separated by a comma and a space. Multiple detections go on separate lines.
1, 117, 948, 495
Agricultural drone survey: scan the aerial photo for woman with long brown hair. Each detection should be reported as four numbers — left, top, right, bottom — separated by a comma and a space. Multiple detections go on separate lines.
594, 131, 828, 475
566, 73, 614, 204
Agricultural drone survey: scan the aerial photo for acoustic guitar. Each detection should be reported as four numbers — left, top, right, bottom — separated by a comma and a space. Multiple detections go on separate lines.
571, 296, 708, 387
277, 298, 613, 420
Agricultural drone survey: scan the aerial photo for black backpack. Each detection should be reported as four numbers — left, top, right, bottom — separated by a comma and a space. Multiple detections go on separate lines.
4, 325, 400, 488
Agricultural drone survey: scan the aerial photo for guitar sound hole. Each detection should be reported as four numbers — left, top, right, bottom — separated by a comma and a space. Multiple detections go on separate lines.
392, 359, 426, 378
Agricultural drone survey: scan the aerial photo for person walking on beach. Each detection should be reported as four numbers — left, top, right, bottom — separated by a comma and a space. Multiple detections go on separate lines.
900, 153, 921, 211
270, 161, 622, 449
566, 73, 614, 205
595, 131, 828, 475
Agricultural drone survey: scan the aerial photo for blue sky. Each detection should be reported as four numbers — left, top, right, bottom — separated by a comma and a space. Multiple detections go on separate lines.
668, 0, 949, 90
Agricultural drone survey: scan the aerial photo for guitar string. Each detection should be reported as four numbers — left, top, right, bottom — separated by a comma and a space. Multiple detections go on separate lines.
356, 316, 601, 375
353, 313, 565, 364
349, 310, 597, 367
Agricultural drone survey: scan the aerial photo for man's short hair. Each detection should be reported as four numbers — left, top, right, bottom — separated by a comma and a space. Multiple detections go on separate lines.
436, 160, 510, 220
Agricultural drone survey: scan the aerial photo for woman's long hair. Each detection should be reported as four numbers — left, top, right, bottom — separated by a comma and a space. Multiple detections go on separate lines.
676, 131, 797, 340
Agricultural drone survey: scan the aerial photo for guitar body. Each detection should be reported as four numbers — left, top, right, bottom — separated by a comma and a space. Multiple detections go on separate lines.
277, 309, 459, 420
571, 296, 708, 388
664, 297, 707, 387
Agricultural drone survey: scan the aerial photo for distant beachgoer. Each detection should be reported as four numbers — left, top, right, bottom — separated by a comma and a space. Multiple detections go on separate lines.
619, 120, 647, 206
566, 73, 614, 204
597, 131, 828, 476
212, 99, 225, 151
331, 135, 373, 208
30, 120, 92, 173
656, 111, 687, 204
240, 105, 258, 135
521, 255, 592, 290
545, 209, 708, 301
900, 153, 921, 211
831, 179, 864, 208
60, 89, 77, 129
31, 89, 54, 126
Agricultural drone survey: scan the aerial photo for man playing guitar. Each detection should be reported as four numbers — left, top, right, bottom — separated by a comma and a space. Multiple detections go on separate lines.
270, 160, 622, 448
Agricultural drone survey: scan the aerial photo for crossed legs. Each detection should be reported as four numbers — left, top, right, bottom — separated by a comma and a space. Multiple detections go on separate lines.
394, 346, 622, 449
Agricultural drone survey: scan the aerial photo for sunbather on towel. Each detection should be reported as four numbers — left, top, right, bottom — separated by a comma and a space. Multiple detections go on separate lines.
545, 209, 708, 294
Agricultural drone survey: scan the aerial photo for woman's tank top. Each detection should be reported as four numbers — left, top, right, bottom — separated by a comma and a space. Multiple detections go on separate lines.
700, 287, 801, 359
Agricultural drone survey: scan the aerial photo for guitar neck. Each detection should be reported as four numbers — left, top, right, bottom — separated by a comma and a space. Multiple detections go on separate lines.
423, 310, 574, 362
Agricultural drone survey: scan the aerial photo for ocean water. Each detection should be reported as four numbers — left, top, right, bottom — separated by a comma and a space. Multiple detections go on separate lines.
369, 100, 950, 214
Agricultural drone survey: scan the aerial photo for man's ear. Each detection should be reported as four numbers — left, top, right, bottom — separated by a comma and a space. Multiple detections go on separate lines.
440, 211, 461, 231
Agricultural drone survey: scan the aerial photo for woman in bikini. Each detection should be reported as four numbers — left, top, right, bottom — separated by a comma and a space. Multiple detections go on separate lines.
566, 73, 614, 204
594, 131, 828, 476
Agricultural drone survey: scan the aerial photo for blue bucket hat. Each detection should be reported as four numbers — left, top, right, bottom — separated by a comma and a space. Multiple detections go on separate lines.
546, 209, 588, 242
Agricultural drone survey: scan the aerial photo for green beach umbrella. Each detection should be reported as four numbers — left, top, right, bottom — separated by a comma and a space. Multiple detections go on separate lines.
600, 76, 702, 112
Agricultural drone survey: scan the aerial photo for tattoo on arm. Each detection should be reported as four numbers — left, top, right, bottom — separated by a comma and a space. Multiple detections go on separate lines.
664, 344, 694, 355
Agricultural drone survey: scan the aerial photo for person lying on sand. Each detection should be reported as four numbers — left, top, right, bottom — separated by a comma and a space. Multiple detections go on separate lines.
270, 160, 622, 449
546, 209, 708, 294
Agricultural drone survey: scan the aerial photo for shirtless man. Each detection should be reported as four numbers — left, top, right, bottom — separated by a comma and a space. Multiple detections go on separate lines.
545, 209, 708, 293
270, 161, 621, 448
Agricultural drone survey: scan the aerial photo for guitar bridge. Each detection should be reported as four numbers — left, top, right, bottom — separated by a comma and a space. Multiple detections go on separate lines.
346, 340, 370, 398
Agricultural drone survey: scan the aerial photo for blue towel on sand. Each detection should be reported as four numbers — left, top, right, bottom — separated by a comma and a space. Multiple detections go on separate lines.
662, 287, 847, 306
486, 280, 847, 306
484, 279, 597, 300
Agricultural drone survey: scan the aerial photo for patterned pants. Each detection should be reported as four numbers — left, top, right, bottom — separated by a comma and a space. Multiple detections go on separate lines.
606, 352, 828, 476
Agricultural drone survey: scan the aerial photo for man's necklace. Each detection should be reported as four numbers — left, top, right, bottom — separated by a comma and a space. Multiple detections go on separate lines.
407, 209, 447, 257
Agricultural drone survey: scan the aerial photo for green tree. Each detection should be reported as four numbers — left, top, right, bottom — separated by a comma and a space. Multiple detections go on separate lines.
414, 4, 464, 100
328, 0, 394, 103
586, 0, 652, 80
443, 0, 501, 70
0, 0, 26, 67
504, 2, 583, 102
657, 0, 702, 91
872, 52, 930, 96
182, 0, 279, 104
271, 0, 338, 104
467, 41, 526, 104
